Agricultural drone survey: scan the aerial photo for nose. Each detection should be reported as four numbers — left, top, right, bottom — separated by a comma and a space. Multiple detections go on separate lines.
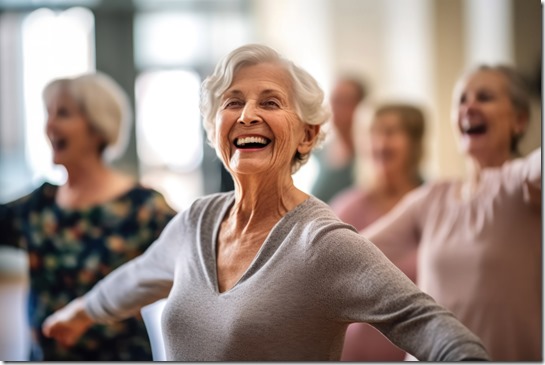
372, 133, 387, 150
238, 101, 261, 125
45, 113, 54, 131
459, 95, 480, 116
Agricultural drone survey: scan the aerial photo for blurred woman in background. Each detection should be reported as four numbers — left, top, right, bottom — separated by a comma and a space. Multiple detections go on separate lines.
330, 103, 426, 361
311, 76, 367, 203
0, 72, 176, 361
361, 65, 541, 361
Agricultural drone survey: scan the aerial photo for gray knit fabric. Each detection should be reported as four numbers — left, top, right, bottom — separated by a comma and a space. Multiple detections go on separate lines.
85, 192, 489, 361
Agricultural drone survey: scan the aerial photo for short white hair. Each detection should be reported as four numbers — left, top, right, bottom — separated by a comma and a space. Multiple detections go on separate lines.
42, 71, 132, 162
200, 43, 330, 173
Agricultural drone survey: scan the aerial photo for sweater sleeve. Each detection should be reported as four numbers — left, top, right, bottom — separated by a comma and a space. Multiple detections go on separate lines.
520, 148, 541, 206
0, 203, 19, 249
0, 190, 35, 250
308, 226, 489, 361
84, 210, 185, 323
359, 185, 427, 268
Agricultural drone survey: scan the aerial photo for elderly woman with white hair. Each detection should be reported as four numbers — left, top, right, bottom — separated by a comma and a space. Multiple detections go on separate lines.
0, 72, 176, 361
42, 44, 489, 361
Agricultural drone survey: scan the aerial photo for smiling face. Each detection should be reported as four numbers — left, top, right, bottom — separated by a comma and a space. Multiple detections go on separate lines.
45, 87, 105, 167
366, 111, 414, 177
453, 69, 528, 167
215, 62, 318, 179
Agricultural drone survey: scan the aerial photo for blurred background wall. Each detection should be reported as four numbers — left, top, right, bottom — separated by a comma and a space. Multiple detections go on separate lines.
0, 0, 541, 211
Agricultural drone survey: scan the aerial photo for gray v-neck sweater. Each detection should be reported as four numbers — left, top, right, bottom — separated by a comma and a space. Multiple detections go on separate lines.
84, 192, 489, 361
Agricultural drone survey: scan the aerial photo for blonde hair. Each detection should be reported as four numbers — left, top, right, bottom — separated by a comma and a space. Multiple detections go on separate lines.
42, 72, 132, 161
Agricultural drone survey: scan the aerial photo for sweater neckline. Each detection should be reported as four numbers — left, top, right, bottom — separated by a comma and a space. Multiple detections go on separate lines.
209, 193, 314, 295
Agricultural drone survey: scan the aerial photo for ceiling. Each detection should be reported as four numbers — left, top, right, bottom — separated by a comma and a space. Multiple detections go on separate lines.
0, 0, 248, 12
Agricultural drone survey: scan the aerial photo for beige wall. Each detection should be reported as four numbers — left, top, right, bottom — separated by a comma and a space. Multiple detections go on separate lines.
251, 0, 542, 181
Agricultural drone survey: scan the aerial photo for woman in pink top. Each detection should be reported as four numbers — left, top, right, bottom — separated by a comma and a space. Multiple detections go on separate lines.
362, 65, 541, 361
330, 104, 426, 361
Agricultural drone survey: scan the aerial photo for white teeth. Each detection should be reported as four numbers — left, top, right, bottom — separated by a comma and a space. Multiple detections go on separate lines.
236, 136, 268, 146
461, 118, 485, 132
461, 119, 472, 132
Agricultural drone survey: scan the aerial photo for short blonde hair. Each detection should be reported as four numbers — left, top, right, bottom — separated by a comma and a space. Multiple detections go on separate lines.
42, 72, 132, 161
200, 44, 330, 173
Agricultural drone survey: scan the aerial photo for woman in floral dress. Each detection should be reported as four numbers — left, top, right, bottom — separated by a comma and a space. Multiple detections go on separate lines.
0, 72, 176, 361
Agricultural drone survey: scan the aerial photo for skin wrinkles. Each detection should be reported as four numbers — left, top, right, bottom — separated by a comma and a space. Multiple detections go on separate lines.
214, 62, 319, 292
216, 62, 317, 215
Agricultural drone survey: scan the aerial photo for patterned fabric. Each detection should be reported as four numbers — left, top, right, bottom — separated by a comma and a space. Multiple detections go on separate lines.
0, 182, 176, 361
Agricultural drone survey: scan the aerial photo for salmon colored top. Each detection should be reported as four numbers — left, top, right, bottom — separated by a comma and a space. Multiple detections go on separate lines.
362, 149, 542, 361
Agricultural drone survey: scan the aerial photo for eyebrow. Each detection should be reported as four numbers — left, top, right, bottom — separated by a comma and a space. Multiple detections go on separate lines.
222, 88, 286, 99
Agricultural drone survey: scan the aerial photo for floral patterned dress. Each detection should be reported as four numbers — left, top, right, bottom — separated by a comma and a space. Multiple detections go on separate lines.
0, 182, 177, 361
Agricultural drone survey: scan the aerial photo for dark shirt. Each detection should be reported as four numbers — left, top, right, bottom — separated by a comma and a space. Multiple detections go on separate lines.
0, 182, 176, 361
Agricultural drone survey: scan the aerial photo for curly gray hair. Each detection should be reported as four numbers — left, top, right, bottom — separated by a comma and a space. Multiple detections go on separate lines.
200, 44, 330, 173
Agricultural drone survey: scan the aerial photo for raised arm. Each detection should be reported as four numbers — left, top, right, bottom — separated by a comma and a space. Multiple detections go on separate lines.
521, 148, 541, 206
360, 185, 427, 278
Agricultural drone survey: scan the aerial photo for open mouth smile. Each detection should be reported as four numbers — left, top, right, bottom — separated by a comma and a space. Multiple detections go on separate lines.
461, 120, 488, 136
50, 136, 68, 151
234, 135, 271, 149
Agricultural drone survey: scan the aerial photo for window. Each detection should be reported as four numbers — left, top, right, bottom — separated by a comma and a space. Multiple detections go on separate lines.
133, 9, 252, 210
135, 70, 204, 210
135, 70, 202, 172
0, 7, 95, 202
22, 7, 95, 184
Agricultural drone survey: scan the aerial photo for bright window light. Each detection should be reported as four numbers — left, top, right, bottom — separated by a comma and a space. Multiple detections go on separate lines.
134, 12, 207, 68
135, 69, 202, 172
22, 7, 95, 185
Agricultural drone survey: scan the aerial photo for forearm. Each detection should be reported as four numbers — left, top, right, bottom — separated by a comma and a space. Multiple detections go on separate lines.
521, 148, 541, 206
525, 148, 542, 187
377, 293, 489, 360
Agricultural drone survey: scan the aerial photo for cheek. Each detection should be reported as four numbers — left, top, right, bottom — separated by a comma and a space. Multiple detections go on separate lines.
275, 116, 303, 148
392, 135, 411, 154
488, 108, 517, 139
215, 115, 233, 149
386, 135, 412, 165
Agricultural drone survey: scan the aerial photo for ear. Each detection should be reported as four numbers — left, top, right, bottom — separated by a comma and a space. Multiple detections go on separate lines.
297, 124, 320, 155
86, 123, 108, 155
513, 110, 529, 136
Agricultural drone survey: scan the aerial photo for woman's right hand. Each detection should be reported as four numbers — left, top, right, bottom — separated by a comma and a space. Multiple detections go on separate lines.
42, 297, 95, 347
